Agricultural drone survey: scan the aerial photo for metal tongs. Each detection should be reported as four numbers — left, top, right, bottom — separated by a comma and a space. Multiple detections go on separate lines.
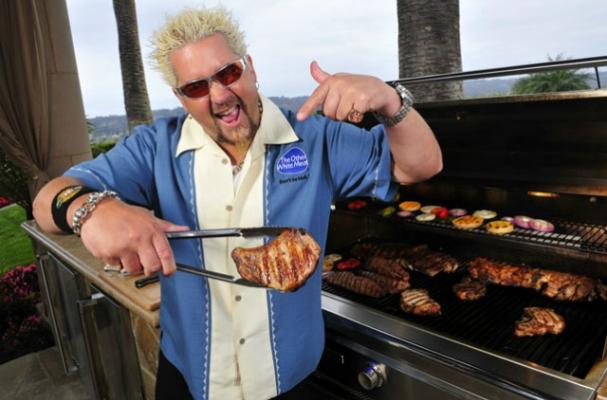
166, 226, 292, 240
135, 226, 297, 289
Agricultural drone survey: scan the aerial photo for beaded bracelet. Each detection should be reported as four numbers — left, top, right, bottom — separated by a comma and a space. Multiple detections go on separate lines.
72, 190, 120, 236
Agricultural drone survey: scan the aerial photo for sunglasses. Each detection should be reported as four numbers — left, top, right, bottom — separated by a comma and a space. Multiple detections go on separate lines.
175, 57, 248, 99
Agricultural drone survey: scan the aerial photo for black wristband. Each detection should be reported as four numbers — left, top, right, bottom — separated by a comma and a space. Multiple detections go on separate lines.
51, 185, 96, 233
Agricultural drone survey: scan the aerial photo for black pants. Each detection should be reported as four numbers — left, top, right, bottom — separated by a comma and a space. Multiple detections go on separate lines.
156, 350, 316, 400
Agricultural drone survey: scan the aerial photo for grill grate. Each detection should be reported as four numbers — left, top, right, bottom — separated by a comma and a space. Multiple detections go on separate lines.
323, 268, 607, 378
370, 211, 607, 255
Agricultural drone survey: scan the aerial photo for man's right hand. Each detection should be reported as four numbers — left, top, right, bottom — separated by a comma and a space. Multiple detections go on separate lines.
78, 198, 189, 277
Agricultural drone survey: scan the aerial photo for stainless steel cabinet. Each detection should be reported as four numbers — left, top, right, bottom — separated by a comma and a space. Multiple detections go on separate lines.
38, 252, 144, 400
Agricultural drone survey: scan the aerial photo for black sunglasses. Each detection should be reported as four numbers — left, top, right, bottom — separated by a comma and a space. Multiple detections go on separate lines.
175, 57, 247, 99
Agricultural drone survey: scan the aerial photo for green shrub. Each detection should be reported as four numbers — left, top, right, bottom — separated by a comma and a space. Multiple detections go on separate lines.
0, 148, 30, 215
0, 204, 35, 275
91, 139, 118, 157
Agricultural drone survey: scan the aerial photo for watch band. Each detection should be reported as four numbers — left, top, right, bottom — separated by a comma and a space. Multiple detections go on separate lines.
373, 83, 414, 127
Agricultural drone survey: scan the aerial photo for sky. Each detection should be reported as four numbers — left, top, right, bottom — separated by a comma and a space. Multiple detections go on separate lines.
65, 0, 607, 118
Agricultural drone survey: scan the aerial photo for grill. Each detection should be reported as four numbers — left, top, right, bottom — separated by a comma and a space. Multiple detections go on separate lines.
323, 259, 607, 378
318, 81, 607, 400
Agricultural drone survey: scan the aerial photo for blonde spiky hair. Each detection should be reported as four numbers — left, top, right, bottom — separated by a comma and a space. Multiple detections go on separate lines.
149, 6, 247, 87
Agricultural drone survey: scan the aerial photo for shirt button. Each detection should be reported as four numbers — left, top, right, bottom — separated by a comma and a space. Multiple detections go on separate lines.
222, 158, 228, 165
226, 205, 233, 211
235, 295, 242, 302
239, 338, 246, 345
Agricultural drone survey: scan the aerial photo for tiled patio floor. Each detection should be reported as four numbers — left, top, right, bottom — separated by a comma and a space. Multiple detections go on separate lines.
0, 346, 91, 400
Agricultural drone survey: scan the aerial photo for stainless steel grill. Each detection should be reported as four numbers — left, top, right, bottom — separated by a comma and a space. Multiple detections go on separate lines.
318, 70, 607, 400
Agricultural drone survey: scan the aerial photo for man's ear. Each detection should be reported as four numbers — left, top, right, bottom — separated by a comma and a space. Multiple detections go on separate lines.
246, 54, 257, 81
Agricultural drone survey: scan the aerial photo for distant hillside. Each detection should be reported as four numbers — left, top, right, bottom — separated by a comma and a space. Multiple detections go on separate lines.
88, 72, 605, 141
88, 96, 308, 142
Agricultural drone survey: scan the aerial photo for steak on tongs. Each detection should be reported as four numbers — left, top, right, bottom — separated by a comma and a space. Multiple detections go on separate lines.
514, 307, 566, 337
400, 289, 441, 316
231, 229, 321, 292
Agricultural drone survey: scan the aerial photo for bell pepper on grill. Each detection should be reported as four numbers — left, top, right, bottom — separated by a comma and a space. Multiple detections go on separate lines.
378, 206, 396, 217
336, 257, 361, 271
347, 200, 368, 210
431, 206, 449, 219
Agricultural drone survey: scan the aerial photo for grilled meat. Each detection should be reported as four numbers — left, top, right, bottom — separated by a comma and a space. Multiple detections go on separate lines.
405, 247, 460, 276
231, 229, 321, 291
514, 307, 565, 337
358, 270, 410, 294
400, 289, 441, 316
323, 271, 385, 298
350, 242, 458, 277
363, 256, 410, 280
453, 277, 487, 301
468, 257, 604, 302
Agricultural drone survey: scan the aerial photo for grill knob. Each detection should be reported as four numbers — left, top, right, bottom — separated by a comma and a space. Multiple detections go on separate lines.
357, 362, 387, 390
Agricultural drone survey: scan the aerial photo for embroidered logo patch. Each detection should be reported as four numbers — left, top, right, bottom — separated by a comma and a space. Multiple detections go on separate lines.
276, 147, 308, 175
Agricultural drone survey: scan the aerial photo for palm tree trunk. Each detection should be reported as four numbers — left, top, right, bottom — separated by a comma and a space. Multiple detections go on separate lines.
112, 0, 153, 131
397, 0, 463, 102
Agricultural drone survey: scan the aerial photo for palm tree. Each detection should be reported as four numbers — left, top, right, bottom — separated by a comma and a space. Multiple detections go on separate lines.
112, 0, 153, 131
397, 0, 463, 103
512, 55, 591, 95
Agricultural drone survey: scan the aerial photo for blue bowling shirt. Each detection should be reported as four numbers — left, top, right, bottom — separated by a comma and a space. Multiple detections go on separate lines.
65, 95, 397, 399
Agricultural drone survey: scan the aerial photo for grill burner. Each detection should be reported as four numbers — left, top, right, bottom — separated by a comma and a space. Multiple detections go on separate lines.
323, 261, 607, 378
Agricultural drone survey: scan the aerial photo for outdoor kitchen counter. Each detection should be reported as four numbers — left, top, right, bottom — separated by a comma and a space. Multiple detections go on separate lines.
21, 220, 161, 399
21, 220, 160, 326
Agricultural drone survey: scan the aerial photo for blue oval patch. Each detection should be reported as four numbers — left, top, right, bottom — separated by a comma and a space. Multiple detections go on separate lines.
276, 147, 309, 175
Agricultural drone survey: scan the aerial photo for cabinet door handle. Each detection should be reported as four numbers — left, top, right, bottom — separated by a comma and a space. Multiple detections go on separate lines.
78, 293, 109, 399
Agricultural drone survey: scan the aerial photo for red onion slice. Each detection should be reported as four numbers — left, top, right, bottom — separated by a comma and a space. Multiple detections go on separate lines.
529, 219, 554, 232
449, 208, 467, 217
513, 215, 533, 229
397, 210, 413, 218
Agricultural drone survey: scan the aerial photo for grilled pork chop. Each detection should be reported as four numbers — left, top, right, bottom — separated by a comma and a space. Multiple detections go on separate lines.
323, 271, 385, 298
514, 307, 565, 337
400, 289, 441, 316
231, 229, 321, 291
453, 277, 487, 301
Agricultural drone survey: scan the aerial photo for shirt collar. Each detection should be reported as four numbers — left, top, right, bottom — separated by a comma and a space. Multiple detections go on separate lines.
176, 94, 299, 158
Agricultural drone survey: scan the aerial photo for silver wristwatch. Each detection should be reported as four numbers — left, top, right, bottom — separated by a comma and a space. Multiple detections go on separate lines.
373, 83, 414, 127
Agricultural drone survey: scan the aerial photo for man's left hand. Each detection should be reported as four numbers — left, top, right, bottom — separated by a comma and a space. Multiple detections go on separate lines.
296, 61, 400, 123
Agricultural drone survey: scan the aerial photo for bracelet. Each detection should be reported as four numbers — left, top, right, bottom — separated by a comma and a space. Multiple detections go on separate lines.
373, 83, 414, 127
72, 190, 120, 236
51, 185, 96, 234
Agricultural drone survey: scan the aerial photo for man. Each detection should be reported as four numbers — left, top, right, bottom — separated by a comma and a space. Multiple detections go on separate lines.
33, 7, 441, 400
